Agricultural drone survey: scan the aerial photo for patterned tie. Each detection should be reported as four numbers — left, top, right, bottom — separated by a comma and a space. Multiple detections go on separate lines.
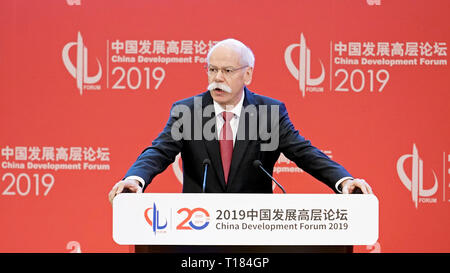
219, 111, 234, 184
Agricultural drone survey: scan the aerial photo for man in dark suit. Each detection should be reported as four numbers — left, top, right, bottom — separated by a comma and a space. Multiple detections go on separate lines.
108, 38, 372, 203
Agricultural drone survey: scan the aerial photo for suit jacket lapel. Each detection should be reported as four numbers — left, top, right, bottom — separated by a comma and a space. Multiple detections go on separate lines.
201, 91, 227, 190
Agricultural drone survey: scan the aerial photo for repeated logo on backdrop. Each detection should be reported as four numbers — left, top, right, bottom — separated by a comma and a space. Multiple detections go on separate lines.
397, 144, 438, 208
66, 0, 81, 6
0, 145, 110, 197
397, 144, 450, 209
62, 31, 220, 95
285, 33, 447, 98
285, 33, 325, 97
62, 32, 102, 95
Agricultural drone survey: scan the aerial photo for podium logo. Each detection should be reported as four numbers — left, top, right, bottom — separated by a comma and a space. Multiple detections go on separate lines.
397, 144, 438, 208
144, 203, 168, 235
62, 32, 102, 95
285, 33, 325, 97
176, 208, 210, 230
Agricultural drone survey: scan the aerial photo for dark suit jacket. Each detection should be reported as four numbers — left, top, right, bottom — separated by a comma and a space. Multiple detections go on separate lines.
124, 87, 351, 193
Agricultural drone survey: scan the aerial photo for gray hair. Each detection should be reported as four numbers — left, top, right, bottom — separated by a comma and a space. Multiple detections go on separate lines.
206, 38, 255, 68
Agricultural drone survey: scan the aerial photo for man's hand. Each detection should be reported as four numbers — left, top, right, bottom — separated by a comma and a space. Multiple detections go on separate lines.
108, 179, 142, 204
341, 178, 373, 194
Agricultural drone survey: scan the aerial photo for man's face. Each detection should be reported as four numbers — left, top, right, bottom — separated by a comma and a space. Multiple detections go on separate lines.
207, 46, 253, 108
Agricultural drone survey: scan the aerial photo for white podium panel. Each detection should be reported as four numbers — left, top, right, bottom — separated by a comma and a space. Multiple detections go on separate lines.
113, 193, 378, 245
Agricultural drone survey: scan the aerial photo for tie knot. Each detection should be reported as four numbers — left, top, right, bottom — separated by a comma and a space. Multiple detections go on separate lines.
222, 111, 234, 122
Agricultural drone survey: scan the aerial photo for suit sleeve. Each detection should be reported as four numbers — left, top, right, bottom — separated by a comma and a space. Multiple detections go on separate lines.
123, 103, 183, 190
277, 103, 352, 192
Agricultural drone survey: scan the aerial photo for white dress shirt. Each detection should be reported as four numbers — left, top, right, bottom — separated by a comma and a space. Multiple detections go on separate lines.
212, 89, 245, 147
125, 89, 351, 192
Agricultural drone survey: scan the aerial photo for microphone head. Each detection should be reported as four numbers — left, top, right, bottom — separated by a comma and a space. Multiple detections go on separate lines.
253, 160, 262, 168
203, 158, 211, 166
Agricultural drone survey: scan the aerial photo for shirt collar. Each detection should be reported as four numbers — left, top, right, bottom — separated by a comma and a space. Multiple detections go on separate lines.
213, 89, 245, 119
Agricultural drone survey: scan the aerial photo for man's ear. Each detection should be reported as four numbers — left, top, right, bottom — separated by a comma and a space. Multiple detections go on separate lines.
244, 67, 253, 85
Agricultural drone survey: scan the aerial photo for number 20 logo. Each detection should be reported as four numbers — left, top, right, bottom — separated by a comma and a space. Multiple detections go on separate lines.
176, 208, 210, 230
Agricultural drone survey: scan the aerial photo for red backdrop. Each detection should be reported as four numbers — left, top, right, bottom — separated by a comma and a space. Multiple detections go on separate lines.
1, 0, 449, 253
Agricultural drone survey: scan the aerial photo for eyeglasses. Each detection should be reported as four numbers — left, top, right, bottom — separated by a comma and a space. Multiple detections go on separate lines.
205, 65, 248, 77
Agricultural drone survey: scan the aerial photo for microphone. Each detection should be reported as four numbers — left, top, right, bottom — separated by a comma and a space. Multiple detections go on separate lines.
253, 160, 286, 194
202, 159, 211, 193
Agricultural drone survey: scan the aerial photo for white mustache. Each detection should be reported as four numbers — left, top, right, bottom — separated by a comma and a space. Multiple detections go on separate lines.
207, 82, 232, 93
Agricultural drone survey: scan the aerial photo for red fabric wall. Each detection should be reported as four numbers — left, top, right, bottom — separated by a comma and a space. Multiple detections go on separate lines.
0, 0, 448, 252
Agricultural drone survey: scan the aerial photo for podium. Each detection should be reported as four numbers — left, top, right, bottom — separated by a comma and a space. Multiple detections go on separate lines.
113, 193, 378, 253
